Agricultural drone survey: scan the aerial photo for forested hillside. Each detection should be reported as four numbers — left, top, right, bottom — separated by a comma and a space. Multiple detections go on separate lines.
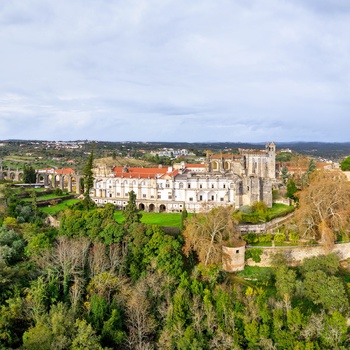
1, 180, 350, 349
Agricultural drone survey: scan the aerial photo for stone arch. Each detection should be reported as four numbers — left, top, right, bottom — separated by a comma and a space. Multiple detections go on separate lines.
159, 204, 166, 212
212, 161, 219, 170
9, 172, 15, 180
138, 203, 145, 211
224, 161, 230, 170
149, 203, 155, 212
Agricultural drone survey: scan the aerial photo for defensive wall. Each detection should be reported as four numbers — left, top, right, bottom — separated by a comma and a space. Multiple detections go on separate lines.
246, 242, 350, 267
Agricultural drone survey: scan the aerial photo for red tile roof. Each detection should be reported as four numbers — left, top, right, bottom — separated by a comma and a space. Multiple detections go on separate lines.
112, 167, 178, 179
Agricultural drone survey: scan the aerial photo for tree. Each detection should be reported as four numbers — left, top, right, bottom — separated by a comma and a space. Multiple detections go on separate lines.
281, 167, 289, 184
71, 319, 103, 350
82, 147, 95, 211
23, 165, 36, 184
180, 207, 188, 231
123, 191, 142, 226
183, 206, 240, 265
340, 156, 350, 171
286, 179, 298, 201
294, 169, 350, 245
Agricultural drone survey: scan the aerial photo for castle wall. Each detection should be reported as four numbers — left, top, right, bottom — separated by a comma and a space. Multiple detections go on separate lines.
222, 245, 246, 272
246, 243, 350, 267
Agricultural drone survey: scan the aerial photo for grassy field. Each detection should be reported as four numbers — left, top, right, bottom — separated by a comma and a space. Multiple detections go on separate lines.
39, 202, 185, 227
114, 210, 186, 227
40, 199, 81, 215
268, 203, 294, 216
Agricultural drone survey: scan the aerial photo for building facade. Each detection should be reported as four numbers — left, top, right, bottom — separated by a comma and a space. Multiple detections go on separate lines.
91, 142, 276, 213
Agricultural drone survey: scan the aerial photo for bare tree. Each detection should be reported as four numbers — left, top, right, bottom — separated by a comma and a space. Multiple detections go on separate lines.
294, 169, 350, 247
126, 285, 156, 350
183, 206, 239, 265
88, 241, 110, 277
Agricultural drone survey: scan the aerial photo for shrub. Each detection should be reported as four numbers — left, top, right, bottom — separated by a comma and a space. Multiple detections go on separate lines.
259, 234, 273, 243
274, 233, 286, 242
288, 231, 299, 242
243, 233, 258, 244
54, 188, 63, 196
245, 248, 263, 263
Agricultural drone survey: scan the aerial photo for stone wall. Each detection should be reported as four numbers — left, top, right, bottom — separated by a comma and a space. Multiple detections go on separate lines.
246, 242, 350, 267
222, 244, 246, 272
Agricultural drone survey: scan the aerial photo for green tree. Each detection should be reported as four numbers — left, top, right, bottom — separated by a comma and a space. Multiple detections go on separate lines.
275, 265, 296, 300
71, 319, 103, 350
307, 159, 317, 174
286, 178, 298, 201
281, 167, 289, 184
82, 147, 95, 211
340, 155, 350, 171
180, 207, 188, 231
23, 165, 36, 184
123, 190, 142, 226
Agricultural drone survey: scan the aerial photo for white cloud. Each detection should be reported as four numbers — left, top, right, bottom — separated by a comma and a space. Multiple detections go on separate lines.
0, 0, 349, 142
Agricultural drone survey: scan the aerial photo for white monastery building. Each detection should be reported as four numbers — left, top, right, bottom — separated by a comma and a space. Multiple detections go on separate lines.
91, 142, 277, 213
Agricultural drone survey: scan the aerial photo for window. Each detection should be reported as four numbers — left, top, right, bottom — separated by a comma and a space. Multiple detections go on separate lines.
211, 184, 214, 188
151, 195, 154, 199
188, 184, 191, 188
220, 197, 224, 201
168, 195, 172, 199
189, 197, 193, 201
211, 195, 214, 201
199, 184, 202, 189
116, 192, 120, 196
143, 194, 146, 198
125, 192, 128, 196
236, 250, 239, 254
157, 195, 161, 199
109, 193, 112, 197
166, 181, 170, 188
223, 184, 226, 189
199, 195, 203, 201
179, 182, 184, 189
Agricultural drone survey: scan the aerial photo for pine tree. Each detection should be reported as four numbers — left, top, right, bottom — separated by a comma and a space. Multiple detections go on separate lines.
82, 146, 95, 211
123, 191, 142, 226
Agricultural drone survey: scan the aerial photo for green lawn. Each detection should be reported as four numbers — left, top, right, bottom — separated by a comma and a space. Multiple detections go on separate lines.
40, 199, 81, 215
114, 211, 187, 227
268, 203, 294, 217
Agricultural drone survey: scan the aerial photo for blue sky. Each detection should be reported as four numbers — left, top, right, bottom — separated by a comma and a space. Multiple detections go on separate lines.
0, 0, 349, 142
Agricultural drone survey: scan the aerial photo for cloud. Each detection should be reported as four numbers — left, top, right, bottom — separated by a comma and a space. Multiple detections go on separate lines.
0, 0, 349, 142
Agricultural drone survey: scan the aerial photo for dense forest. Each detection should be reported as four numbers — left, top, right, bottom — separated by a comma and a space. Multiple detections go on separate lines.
1, 152, 350, 348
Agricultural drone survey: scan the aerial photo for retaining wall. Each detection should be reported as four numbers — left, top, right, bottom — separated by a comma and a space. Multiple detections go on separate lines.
246, 242, 350, 267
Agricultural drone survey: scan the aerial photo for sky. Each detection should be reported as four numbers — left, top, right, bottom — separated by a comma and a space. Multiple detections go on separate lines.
0, 0, 350, 143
